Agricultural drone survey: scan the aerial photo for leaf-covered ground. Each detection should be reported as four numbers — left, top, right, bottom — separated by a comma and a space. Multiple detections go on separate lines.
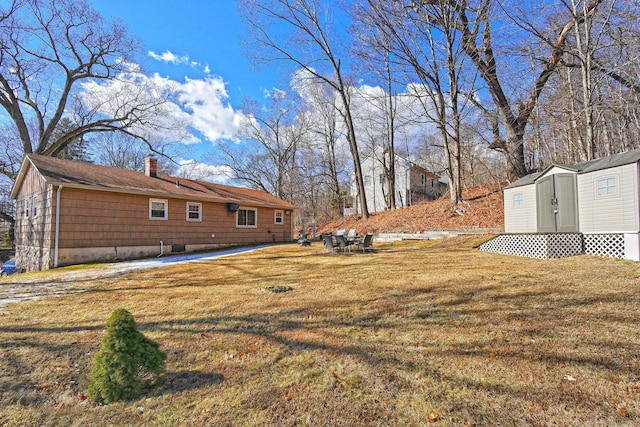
317, 184, 505, 235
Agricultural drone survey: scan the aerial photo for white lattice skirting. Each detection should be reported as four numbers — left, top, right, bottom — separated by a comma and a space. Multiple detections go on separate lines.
583, 234, 625, 259
479, 233, 584, 260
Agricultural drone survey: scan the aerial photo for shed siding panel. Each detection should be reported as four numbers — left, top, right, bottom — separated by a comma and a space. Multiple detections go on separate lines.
504, 185, 537, 233
57, 188, 292, 249
577, 163, 639, 233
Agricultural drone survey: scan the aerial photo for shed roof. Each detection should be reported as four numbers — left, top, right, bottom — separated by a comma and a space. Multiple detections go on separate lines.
11, 154, 296, 210
505, 148, 640, 189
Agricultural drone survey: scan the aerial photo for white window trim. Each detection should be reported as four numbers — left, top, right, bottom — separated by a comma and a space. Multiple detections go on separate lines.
24, 198, 29, 219
513, 193, 524, 207
236, 207, 258, 228
595, 176, 619, 198
149, 198, 168, 220
274, 209, 284, 225
186, 202, 202, 222
32, 195, 38, 218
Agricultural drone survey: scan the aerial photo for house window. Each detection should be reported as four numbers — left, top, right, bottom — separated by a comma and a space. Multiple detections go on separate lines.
236, 208, 257, 228
379, 174, 385, 185
149, 199, 168, 220
32, 195, 38, 218
421, 174, 426, 185
364, 175, 372, 186
513, 193, 524, 207
24, 198, 29, 219
274, 210, 284, 225
186, 202, 202, 222
596, 177, 617, 197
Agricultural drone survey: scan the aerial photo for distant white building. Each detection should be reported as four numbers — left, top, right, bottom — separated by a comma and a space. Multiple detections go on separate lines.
349, 147, 448, 214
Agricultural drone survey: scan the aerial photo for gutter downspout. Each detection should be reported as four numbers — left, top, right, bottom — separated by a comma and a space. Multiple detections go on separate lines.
54, 185, 62, 268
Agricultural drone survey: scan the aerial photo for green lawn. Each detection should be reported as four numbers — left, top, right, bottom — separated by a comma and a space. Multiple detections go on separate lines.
1, 237, 639, 426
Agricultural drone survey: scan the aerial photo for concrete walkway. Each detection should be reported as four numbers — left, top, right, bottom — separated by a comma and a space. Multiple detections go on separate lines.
0, 245, 275, 310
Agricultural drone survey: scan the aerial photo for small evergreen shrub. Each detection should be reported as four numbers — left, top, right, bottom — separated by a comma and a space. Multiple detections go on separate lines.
88, 308, 166, 403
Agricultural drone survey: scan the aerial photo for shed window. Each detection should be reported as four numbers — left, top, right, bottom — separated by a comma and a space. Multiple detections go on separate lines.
32, 195, 38, 218
513, 193, 524, 207
186, 202, 202, 221
421, 174, 426, 185
237, 208, 257, 228
274, 210, 284, 225
24, 198, 29, 219
364, 175, 372, 186
149, 199, 168, 220
596, 177, 617, 197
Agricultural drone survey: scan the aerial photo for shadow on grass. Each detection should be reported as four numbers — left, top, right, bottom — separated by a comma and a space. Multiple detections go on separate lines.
157, 370, 225, 395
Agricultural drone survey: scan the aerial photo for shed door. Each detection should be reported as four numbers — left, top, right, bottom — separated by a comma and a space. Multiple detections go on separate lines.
536, 173, 579, 232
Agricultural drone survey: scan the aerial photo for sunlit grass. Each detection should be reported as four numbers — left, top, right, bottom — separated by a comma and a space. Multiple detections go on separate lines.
0, 237, 639, 426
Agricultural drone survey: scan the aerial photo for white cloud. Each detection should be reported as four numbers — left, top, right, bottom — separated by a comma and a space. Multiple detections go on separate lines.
78, 65, 245, 146
177, 159, 233, 183
148, 50, 211, 75
178, 76, 244, 141
148, 50, 190, 65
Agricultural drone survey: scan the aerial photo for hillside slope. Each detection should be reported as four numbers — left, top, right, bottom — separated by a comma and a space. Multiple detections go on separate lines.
317, 184, 505, 235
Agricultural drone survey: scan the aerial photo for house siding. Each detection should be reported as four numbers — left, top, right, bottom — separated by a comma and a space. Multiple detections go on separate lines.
577, 163, 639, 233
409, 166, 446, 203
56, 188, 292, 250
13, 166, 55, 271
504, 185, 537, 233
10, 155, 296, 271
352, 149, 446, 213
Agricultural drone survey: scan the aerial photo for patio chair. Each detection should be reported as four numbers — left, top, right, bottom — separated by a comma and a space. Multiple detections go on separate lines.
346, 229, 358, 247
334, 234, 350, 253
322, 234, 338, 252
357, 233, 374, 253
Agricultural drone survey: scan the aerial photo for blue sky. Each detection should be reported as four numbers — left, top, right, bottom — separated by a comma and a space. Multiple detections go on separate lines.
89, 0, 292, 180
91, 0, 280, 105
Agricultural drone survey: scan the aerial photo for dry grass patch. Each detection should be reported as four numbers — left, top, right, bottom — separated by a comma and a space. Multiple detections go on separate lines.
1, 238, 639, 426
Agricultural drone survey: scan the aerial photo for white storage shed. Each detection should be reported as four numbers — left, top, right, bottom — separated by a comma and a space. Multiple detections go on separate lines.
482, 149, 640, 261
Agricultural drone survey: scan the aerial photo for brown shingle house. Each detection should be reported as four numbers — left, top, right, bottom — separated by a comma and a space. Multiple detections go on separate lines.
10, 154, 295, 271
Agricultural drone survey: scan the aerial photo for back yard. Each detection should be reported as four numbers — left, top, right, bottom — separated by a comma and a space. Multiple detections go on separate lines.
1, 237, 639, 426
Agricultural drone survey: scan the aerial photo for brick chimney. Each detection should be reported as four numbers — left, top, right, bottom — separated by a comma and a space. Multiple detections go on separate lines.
145, 156, 158, 178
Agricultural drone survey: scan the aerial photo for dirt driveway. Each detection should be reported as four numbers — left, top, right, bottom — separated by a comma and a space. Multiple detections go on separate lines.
0, 245, 274, 310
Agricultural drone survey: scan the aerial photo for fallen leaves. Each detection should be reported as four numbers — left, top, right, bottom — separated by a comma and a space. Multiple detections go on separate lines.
317, 184, 505, 235
428, 412, 440, 423
331, 372, 345, 385
223, 350, 248, 361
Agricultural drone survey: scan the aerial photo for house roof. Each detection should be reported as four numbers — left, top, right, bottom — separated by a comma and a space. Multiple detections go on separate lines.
505, 148, 640, 189
11, 154, 296, 210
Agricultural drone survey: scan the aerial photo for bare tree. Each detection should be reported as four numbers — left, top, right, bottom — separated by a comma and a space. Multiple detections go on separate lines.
358, 0, 466, 204
216, 93, 303, 202
0, 0, 134, 161
238, 0, 370, 219
295, 76, 350, 218
401, 0, 605, 179
90, 131, 148, 171
510, 0, 640, 164
0, 0, 191, 178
